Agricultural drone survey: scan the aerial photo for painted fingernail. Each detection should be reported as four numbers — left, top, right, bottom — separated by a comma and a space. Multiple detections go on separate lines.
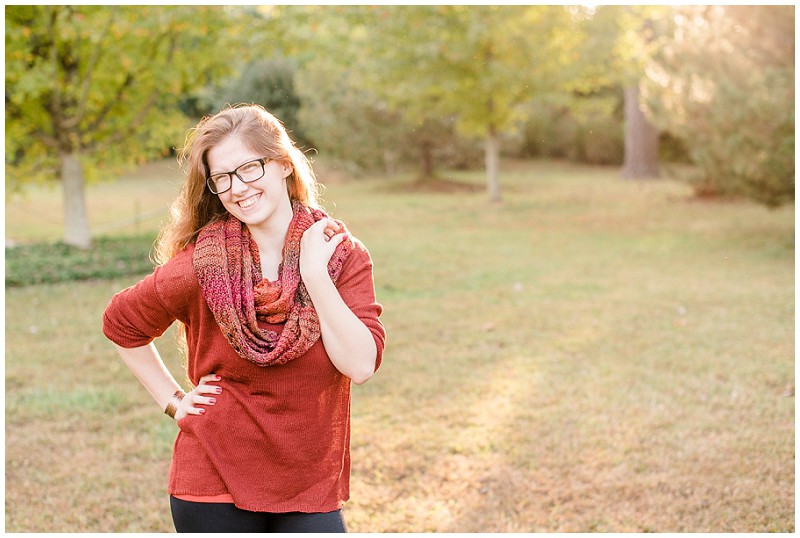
215, 387, 222, 394
209, 398, 217, 404
199, 409, 206, 415
214, 375, 221, 380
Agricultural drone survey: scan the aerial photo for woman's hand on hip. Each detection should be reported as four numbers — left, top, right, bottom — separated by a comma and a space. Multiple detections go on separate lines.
173, 373, 222, 421
300, 218, 348, 283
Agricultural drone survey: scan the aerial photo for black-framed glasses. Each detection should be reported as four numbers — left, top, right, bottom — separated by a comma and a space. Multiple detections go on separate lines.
206, 157, 271, 195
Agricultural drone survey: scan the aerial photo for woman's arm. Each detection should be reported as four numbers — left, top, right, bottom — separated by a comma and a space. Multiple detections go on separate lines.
303, 272, 378, 384
300, 220, 378, 384
113, 343, 220, 420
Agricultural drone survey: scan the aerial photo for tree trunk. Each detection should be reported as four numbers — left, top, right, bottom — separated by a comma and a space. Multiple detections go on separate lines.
485, 128, 501, 202
61, 152, 92, 248
383, 148, 397, 176
620, 84, 660, 179
418, 142, 435, 181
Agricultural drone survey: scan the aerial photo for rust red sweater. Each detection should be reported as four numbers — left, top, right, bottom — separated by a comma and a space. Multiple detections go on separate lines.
102, 239, 385, 513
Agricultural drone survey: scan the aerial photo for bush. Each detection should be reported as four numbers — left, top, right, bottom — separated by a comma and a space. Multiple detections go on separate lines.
514, 95, 625, 165
197, 56, 309, 147
5, 234, 157, 287
296, 55, 483, 178
644, 6, 794, 207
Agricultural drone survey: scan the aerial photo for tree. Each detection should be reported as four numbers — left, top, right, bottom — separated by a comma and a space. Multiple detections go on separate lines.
5, 6, 242, 247
357, 6, 583, 202
643, 6, 794, 206
263, 6, 479, 180
277, 7, 418, 176
576, 6, 667, 179
201, 56, 307, 146
617, 12, 662, 179
295, 55, 415, 176
620, 84, 660, 178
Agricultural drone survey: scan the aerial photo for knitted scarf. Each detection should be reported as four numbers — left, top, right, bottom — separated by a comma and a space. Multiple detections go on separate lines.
193, 201, 352, 366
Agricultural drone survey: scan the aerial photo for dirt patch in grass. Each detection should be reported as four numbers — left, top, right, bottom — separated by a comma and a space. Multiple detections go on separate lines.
384, 176, 485, 194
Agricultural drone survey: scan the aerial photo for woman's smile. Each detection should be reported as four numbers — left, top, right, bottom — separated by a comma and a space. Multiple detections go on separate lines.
236, 193, 262, 209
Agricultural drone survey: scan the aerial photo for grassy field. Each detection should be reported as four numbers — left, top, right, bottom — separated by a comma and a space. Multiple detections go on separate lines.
6, 159, 186, 243
5, 159, 795, 532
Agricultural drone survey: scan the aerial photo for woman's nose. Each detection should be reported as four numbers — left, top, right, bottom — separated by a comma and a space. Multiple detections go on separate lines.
230, 174, 248, 195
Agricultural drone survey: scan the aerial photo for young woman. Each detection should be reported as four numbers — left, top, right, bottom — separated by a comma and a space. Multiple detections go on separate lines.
102, 104, 386, 533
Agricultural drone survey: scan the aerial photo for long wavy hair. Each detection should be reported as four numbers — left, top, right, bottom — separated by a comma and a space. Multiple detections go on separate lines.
155, 104, 321, 265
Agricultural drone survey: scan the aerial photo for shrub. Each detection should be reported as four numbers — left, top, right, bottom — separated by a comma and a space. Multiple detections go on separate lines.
5, 234, 157, 287
644, 6, 794, 207
514, 95, 625, 165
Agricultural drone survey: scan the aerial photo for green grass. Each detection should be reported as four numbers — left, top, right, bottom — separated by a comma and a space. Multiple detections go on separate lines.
5, 158, 794, 532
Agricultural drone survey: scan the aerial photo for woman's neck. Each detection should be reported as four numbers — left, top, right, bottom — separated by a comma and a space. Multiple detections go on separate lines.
247, 203, 294, 281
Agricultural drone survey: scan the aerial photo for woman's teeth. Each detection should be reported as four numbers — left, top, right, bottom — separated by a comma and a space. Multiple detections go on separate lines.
238, 195, 259, 209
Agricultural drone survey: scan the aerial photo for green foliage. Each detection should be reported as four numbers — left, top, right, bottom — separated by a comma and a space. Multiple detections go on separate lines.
359, 6, 583, 137
4, 6, 244, 189
328, 5, 590, 194
276, 6, 481, 177
515, 92, 625, 165
591, 6, 673, 86
297, 58, 483, 177
644, 6, 794, 206
5, 234, 156, 287
283, 5, 638, 177
296, 61, 411, 175
201, 56, 308, 145
565, 6, 679, 170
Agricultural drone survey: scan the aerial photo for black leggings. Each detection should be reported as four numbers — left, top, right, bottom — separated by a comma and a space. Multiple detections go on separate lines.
169, 496, 347, 533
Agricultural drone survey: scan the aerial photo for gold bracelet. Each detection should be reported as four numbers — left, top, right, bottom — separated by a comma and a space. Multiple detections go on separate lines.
164, 390, 185, 419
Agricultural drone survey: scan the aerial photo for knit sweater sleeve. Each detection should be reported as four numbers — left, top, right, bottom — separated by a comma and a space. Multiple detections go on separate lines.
102, 246, 197, 348
336, 238, 386, 372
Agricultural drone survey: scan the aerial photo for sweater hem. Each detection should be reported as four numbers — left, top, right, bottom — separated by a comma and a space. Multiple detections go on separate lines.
168, 487, 346, 513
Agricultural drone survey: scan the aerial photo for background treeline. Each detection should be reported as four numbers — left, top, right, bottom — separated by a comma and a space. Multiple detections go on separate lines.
5, 5, 794, 247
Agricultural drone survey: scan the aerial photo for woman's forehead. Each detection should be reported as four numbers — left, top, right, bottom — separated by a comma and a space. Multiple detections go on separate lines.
206, 136, 261, 171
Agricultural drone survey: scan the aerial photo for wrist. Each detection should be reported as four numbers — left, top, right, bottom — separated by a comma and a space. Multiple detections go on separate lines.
300, 264, 331, 289
164, 389, 185, 419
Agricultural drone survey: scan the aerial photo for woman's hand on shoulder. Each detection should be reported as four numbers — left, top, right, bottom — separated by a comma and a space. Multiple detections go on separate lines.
299, 219, 348, 284
173, 373, 223, 421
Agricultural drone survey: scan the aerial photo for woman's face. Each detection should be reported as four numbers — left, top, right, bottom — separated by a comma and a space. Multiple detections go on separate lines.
206, 135, 293, 232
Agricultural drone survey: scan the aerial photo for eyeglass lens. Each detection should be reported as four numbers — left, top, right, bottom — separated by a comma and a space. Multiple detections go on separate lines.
208, 159, 266, 194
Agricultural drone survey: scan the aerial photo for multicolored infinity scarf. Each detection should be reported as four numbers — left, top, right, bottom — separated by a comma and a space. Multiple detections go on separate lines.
193, 201, 352, 366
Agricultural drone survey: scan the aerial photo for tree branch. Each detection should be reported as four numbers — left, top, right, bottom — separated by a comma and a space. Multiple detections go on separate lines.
84, 26, 176, 135
62, 12, 115, 131
90, 31, 180, 149
32, 128, 60, 150
46, 7, 63, 136
83, 72, 134, 134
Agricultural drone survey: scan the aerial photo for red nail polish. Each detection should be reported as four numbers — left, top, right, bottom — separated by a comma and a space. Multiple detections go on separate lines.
209, 398, 217, 404
214, 375, 221, 380
199, 409, 206, 415
216, 387, 222, 394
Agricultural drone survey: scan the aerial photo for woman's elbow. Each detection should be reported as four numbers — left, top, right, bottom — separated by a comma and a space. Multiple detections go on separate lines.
350, 360, 375, 385
349, 352, 377, 385
350, 366, 375, 385
336, 333, 378, 384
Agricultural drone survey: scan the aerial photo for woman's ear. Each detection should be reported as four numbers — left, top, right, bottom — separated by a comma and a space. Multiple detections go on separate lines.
281, 161, 293, 178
